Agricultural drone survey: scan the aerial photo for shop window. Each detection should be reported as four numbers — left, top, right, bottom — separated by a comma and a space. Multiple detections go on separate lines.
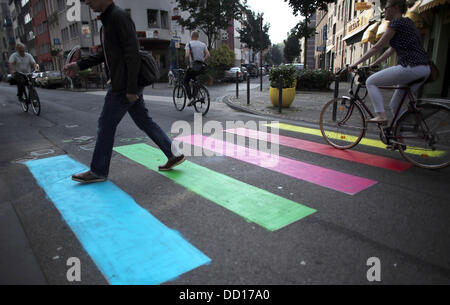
147, 9, 158, 28
161, 11, 169, 29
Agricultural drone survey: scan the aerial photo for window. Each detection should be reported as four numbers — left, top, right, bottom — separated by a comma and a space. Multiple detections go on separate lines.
24, 13, 31, 24
69, 23, 80, 38
160, 11, 169, 29
61, 27, 69, 43
57, 0, 65, 11
40, 43, 50, 54
348, 0, 353, 21
147, 9, 158, 28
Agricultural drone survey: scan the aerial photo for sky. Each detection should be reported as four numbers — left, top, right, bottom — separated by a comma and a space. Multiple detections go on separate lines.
245, 0, 303, 45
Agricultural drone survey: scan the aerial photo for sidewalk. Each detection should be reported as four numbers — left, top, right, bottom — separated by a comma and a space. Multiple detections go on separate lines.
224, 82, 399, 124
224, 82, 450, 124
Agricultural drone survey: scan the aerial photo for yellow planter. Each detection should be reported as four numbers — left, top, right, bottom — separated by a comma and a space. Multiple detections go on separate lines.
269, 86, 296, 108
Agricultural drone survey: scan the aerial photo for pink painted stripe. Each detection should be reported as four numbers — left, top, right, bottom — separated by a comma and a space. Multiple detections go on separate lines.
175, 135, 377, 195
225, 128, 412, 172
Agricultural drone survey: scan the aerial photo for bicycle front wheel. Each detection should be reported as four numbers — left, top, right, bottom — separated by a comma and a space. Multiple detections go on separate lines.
319, 98, 366, 149
173, 85, 186, 111
194, 84, 210, 116
20, 88, 29, 113
29, 87, 40, 116
394, 103, 450, 169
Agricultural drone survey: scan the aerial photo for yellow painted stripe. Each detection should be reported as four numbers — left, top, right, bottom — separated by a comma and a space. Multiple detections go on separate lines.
265, 122, 444, 157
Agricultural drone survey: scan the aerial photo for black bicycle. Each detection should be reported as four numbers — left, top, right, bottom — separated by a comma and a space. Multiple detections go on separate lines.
319, 66, 450, 169
172, 69, 210, 116
16, 72, 41, 116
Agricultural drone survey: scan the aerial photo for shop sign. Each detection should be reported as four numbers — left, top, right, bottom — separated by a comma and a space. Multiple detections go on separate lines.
355, 2, 373, 10
346, 9, 373, 36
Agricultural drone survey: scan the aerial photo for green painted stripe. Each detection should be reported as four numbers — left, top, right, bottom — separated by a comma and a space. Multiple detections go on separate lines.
114, 143, 316, 232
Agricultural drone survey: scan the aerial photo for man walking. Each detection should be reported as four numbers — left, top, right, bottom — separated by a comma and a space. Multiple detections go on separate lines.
64, 0, 184, 184
9, 43, 37, 102
184, 31, 210, 106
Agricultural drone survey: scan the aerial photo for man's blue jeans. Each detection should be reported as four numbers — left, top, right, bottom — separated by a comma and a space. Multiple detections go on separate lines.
90, 87, 174, 178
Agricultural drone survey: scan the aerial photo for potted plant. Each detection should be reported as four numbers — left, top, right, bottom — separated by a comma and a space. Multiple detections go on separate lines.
269, 64, 297, 107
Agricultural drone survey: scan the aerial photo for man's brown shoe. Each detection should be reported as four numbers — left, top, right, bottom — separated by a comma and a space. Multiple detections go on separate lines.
72, 171, 107, 184
158, 155, 186, 171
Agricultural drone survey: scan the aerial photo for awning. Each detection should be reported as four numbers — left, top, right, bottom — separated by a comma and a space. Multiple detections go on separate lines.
343, 23, 370, 41
375, 20, 390, 41
419, 0, 450, 13
361, 21, 380, 44
405, 0, 426, 29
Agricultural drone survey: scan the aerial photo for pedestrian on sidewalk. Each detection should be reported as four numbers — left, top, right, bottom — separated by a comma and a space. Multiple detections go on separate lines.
64, 0, 184, 184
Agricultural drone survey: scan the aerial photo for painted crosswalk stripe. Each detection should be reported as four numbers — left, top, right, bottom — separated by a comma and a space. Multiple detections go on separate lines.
225, 128, 412, 172
175, 135, 377, 195
265, 122, 444, 157
25, 155, 210, 285
114, 143, 316, 231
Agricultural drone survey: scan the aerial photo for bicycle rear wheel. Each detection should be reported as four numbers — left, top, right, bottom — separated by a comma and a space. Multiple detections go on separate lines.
29, 87, 40, 116
173, 85, 186, 111
194, 84, 210, 116
319, 98, 366, 149
394, 103, 450, 169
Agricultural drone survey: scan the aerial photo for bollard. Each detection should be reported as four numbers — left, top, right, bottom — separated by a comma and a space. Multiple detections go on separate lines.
247, 73, 250, 105
278, 75, 283, 114
236, 71, 239, 98
332, 72, 339, 121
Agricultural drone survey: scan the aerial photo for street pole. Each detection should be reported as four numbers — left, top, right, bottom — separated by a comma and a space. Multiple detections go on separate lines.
260, 17, 263, 92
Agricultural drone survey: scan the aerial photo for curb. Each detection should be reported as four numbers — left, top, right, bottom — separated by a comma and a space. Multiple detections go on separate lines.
222, 95, 320, 125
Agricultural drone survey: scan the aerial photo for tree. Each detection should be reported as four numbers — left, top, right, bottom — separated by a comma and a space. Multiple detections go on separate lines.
271, 44, 284, 65
208, 43, 235, 79
284, 0, 333, 68
176, 0, 244, 50
237, 9, 271, 54
283, 33, 301, 63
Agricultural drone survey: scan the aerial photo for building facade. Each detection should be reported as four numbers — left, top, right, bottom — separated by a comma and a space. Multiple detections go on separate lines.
299, 13, 316, 69
1, 0, 15, 77
31, 0, 51, 70
314, 9, 328, 69
9, 0, 36, 57
315, 0, 449, 97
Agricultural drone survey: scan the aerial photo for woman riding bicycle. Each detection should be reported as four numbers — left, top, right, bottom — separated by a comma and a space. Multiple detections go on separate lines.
349, 0, 431, 124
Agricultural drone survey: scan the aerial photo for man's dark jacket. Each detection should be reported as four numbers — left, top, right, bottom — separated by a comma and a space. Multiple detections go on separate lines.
77, 3, 140, 94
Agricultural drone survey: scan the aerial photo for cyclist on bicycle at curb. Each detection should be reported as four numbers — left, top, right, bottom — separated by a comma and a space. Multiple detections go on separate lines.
9, 42, 38, 103
184, 31, 210, 106
348, 0, 431, 125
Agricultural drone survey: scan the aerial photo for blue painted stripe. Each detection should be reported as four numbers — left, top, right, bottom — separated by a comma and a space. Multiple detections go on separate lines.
25, 155, 210, 285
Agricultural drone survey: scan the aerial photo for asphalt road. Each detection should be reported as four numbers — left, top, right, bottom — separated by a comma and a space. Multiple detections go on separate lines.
0, 80, 449, 285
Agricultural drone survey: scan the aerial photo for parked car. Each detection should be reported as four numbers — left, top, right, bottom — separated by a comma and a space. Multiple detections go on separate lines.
34, 72, 45, 87
240, 66, 248, 80
31, 72, 40, 86
242, 64, 259, 77
259, 66, 268, 76
41, 71, 65, 88
224, 67, 245, 82
292, 63, 305, 72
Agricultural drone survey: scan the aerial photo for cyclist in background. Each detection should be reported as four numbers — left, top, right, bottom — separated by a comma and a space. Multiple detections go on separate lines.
184, 31, 210, 106
348, 0, 430, 124
9, 42, 38, 102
